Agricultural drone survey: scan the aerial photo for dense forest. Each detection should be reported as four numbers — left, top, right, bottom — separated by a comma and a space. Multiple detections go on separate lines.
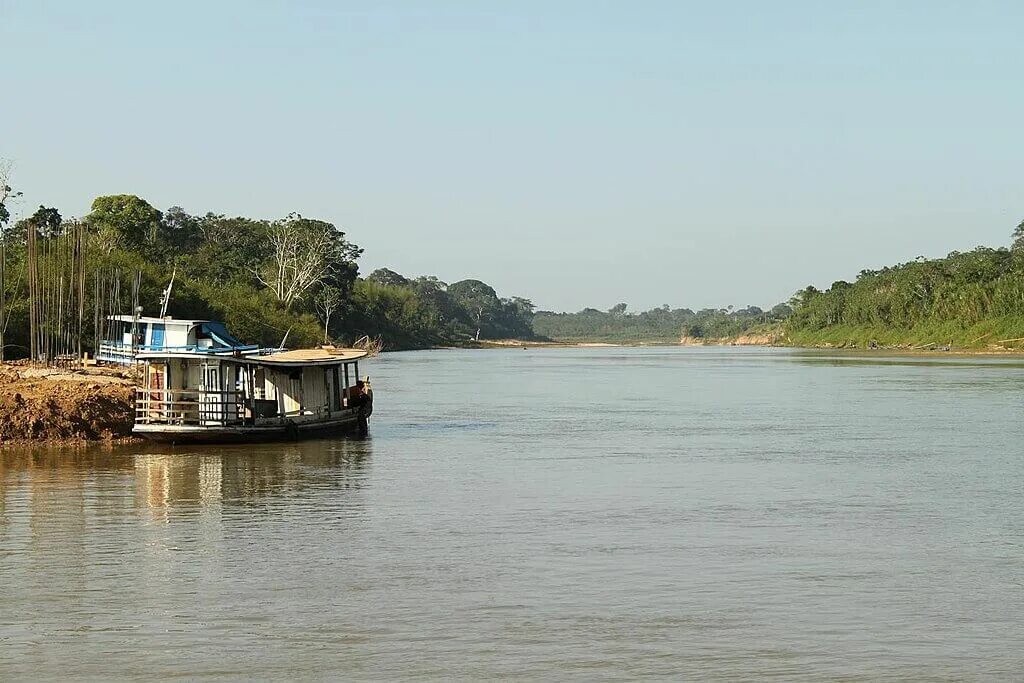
785, 223, 1024, 349
533, 303, 790, 343
535, 223, 1024, 349
0, 180, 536, 356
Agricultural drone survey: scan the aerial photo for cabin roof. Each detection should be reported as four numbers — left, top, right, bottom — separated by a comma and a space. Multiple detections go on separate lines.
253, 348, 369, 365
136, 348, 261, 360
136, 347, 369, 365
108, 315, 208, 326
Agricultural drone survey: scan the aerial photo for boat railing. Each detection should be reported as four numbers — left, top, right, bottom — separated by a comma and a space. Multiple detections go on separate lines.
135, 391, 350, 428
97, 342, 137, 365
135, 388, 245, 426
101, 341, 261, 362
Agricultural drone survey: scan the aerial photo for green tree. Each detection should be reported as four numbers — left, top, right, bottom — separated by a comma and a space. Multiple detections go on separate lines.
86, 195, 162, 254
608, 302, 628, 316
25, 206, 63, 237
188, 214, 271, 283
448, 279, 501, 340
367, 268, 410, 287
1012, 219, 1024, 251
0, 162, 19, 228
158, 206, 202, 255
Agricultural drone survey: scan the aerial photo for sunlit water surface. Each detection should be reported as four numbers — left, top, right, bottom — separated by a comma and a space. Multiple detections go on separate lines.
2, 347, 1023, 680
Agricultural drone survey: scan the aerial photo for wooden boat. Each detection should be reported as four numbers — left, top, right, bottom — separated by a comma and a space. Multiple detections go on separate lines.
133, 345, 373, 444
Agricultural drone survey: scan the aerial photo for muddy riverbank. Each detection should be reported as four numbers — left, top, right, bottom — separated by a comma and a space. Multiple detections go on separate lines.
0, 363, 138, 445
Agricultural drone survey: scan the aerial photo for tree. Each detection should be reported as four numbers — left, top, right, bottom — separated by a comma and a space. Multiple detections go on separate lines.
367, 268, 410, 287
25, 206, 62, 237
255, 214, 361, 310
188, 214, 271, 283
86, 195, 162, 254
315, 285, 342, 343
159, 206, 202, 253
1012, 219, 1024, 251
0, 160, 20, 229
608, 302, 628, 316
0, 161, 22, 362
448, 279, 500, 340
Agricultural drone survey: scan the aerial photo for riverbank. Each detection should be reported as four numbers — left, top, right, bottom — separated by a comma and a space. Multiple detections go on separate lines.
0, 363, 138, 445
472, 339, 626, 349
782, 319, 1024, 353
488, 327, 1024, 355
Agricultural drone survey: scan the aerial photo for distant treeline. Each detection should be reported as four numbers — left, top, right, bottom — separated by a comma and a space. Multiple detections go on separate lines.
539, 222, 1024, 349
0, 187, 537, 354
533, 303, 792, 343
785, 222, 1024, 348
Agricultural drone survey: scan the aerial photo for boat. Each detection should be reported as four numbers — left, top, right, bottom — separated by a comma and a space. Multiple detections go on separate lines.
96, 315, 258, 365
125, 317, 374, 444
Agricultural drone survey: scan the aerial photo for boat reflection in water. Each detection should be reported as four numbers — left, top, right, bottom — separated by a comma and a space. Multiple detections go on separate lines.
132, 440, 371, 515
0, 437, 373, 526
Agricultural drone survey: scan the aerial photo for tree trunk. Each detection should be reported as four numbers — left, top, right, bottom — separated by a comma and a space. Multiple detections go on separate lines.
0, 240, 5, 362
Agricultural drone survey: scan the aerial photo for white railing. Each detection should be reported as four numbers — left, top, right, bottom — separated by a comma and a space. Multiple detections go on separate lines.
135, 388, 243, 426
135, 390, 355, 427
98, 342, 136, 365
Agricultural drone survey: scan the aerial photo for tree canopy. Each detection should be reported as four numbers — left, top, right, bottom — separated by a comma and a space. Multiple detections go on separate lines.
0, 192, 539, 354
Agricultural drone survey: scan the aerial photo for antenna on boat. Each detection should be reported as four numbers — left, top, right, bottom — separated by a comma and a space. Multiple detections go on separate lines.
278, 325, 292, 350
159, 268, 176, 318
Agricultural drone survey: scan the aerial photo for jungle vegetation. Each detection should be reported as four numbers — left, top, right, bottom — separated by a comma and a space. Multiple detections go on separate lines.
785, 222, 1024, 349
0, 184, 537, 356
533, 304, 791, 343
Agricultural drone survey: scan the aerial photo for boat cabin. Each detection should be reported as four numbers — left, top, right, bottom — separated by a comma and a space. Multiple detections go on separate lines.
133, 347, 371, 443
97, 315, 257, 365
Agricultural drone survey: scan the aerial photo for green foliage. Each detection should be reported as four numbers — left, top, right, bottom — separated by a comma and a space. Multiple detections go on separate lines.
87, 195, 163, 253
26, 206, 63, 237
0, 191, 538, 355
366, 268, 410, 288
345, 279, 443, 348
339, 276, 535, 349
185, 214, 271, 283
0, 171, 21, 228
785, 225, 1024, 348
200, 282, 322, 349
445, 279, 535, 341
534, 305, 778, 343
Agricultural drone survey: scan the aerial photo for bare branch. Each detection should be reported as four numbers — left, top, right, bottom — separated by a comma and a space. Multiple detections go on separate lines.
257, 216, 341, 309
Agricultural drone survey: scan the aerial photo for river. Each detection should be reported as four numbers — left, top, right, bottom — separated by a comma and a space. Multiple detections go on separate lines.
2, 347, 1023, 680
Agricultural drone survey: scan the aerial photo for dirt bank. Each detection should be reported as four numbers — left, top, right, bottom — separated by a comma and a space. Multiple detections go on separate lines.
0, 362, 139, 445
679, 332, 783, 346
472, 339, 624, 349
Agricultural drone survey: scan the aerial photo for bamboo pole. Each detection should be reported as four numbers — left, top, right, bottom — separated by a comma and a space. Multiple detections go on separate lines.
27, 223, 35, 360
78, 223, 85, 360
0, 236, 5, 362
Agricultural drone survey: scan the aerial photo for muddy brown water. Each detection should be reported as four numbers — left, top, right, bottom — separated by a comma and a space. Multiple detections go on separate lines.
2, 347, 1023, 680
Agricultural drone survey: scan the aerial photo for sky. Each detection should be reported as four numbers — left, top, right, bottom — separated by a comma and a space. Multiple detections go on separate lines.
1, 1, 1022, 313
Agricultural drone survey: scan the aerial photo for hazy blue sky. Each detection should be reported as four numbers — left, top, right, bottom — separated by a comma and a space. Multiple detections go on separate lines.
2, 1, 1021, 312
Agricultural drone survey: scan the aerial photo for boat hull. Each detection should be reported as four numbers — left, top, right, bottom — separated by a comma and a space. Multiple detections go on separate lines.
133, 414, 364, 445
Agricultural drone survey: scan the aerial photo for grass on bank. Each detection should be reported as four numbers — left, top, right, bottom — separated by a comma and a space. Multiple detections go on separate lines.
784, 317, 1024, 350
